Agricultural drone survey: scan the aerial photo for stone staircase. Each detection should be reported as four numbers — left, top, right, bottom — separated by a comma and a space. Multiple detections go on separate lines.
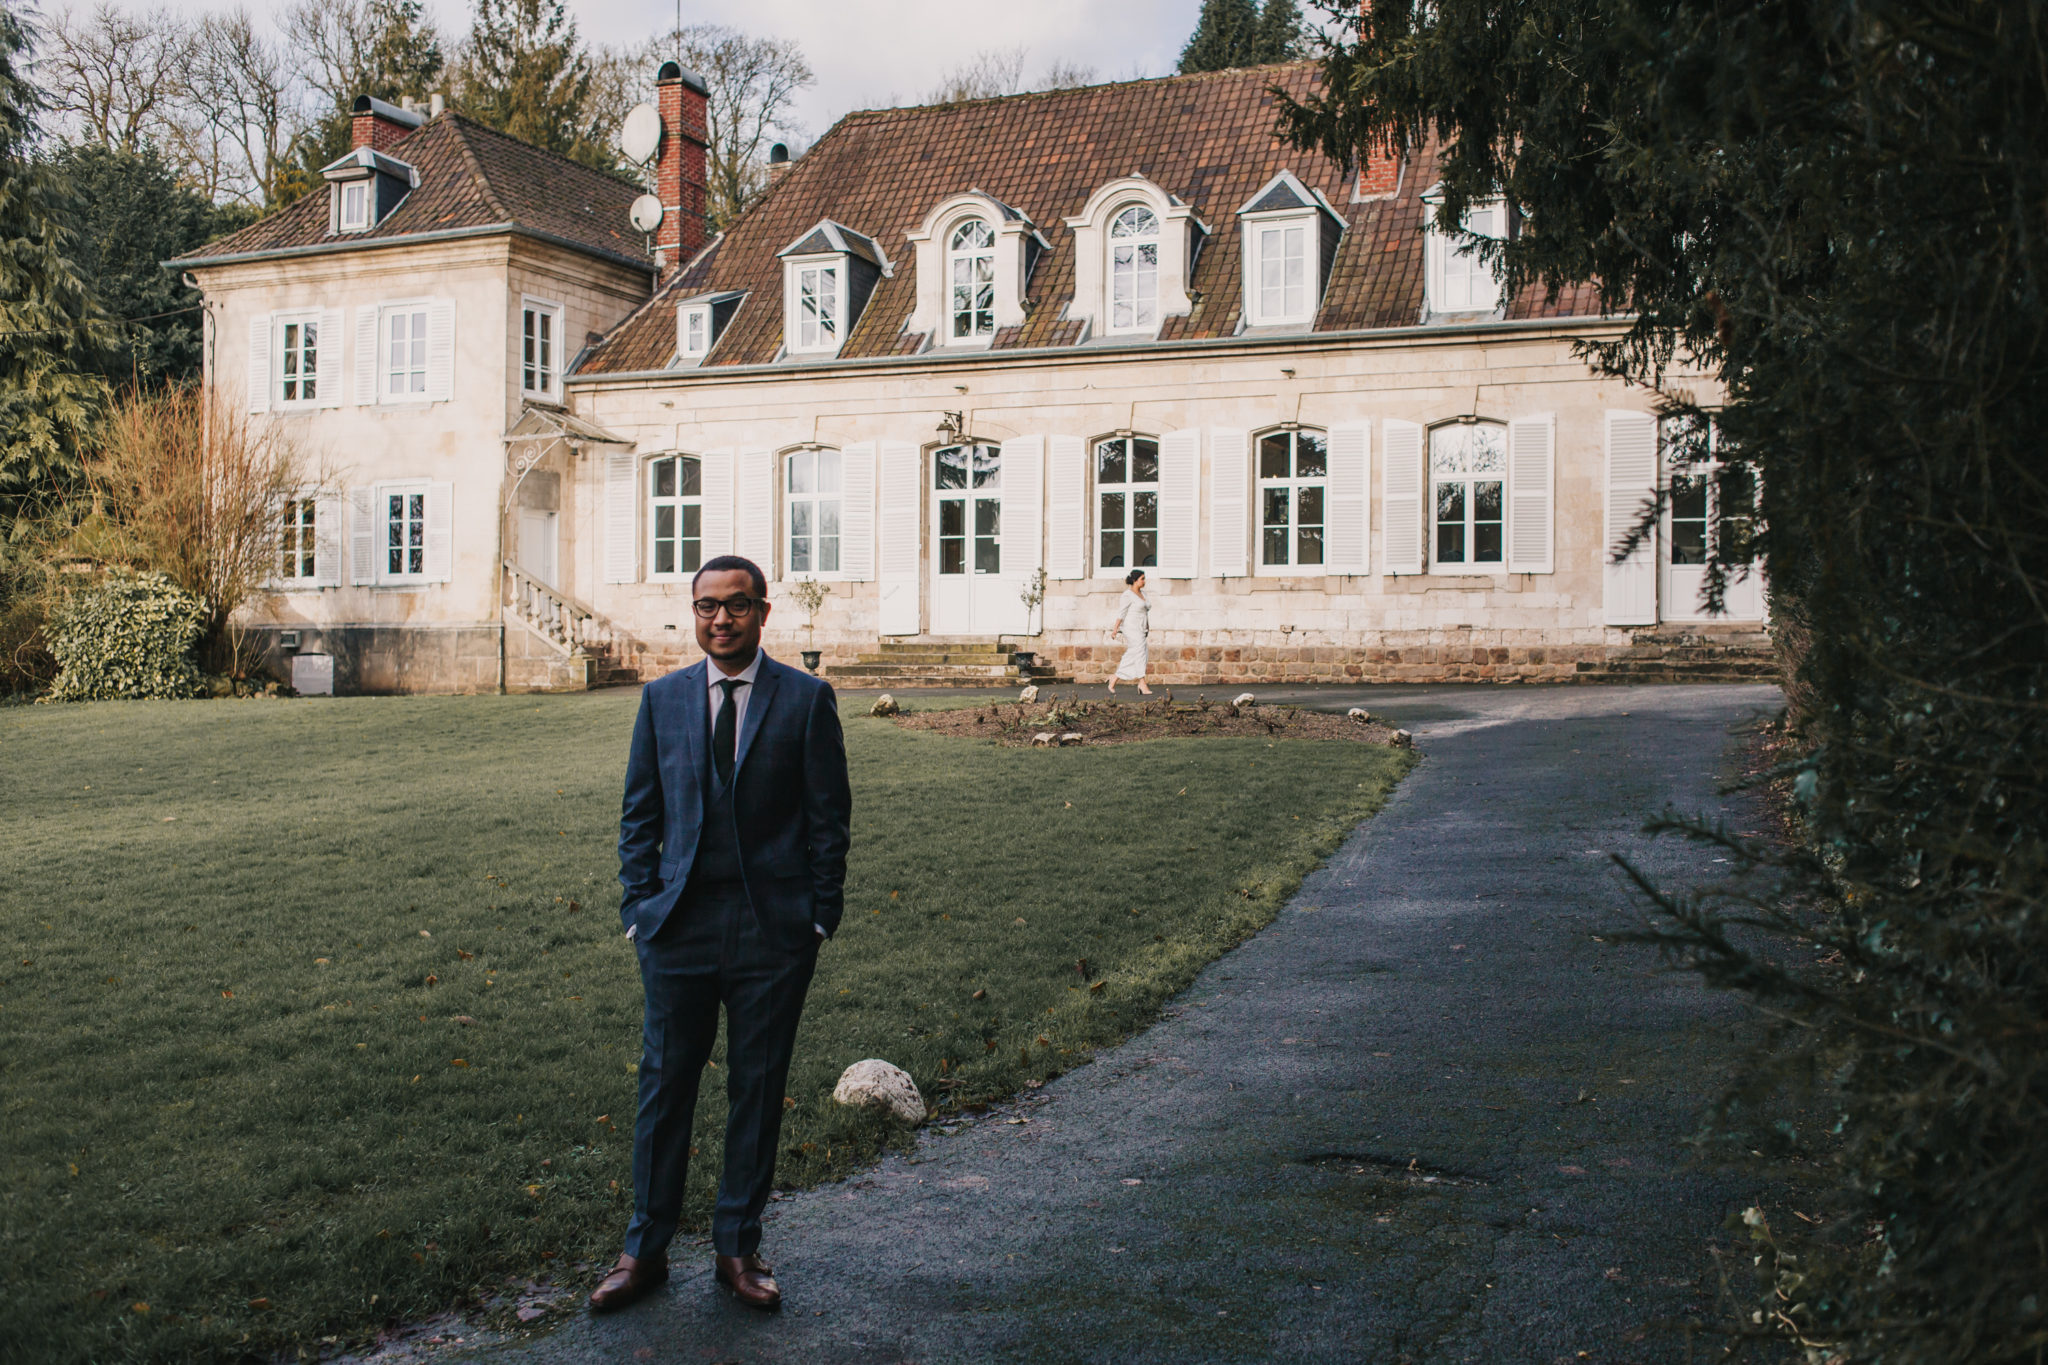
502, 561, 641, 691
1574, 623, 1780, 684
823, 639, 1067, 689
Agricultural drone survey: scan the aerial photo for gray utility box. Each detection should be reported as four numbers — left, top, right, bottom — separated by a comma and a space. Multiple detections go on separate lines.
290, 653, 335, 696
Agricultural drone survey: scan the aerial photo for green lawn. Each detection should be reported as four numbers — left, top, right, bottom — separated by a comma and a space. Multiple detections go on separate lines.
0, 691, 1410, 1363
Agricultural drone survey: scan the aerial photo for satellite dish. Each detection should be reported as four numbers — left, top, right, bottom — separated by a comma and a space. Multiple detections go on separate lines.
619, 103, 663, 165
629, 194, 664, 234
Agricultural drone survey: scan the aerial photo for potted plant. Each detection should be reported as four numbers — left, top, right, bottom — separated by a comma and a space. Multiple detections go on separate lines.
1012, 568, 1047, 667
789, 577, 829, 672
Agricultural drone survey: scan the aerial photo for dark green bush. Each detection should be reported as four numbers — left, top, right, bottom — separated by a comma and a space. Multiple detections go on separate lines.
46, 570, 203, 701
1282, 1, 2047, 1359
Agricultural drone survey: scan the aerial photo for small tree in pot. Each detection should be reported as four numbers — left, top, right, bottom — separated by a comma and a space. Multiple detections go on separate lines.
788, 577, 829, 671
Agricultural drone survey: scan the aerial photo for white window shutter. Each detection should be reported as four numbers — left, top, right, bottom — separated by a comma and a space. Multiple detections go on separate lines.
316, 308, 344, 407
353, 307, 379, 406
838, 441, 876, 581
348, 487, 377, 585
425, 298, 455, 403
312, 494, 343, 587
1506, 413, 1556, 574
1382, 419, 1425, 575
603, 450, 638, 583
1207, 427, 1249, 577
1003, 435, 1045, 583
700, 450, 735, 560
1326, 422, 1371, 574
735, 449, 776, 579
247, 316, 271, 413
424, 482, 454, 582
1044, 433, 1087, 579
877, 438, 921, 635
1158, 429, 1200, 578
1604, 411, 1659, 624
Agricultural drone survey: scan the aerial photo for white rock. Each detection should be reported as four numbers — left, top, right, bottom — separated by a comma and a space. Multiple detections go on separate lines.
1347, 707, 1371, 721
1232, 692, 1257, 708
1018, 684, 1040, 703
1031, 731, 1058, 747
1391, 729, 1414, 748
832, 1059, 925, 1124
870, 693, 899, 717
1058, 732, 1085, 746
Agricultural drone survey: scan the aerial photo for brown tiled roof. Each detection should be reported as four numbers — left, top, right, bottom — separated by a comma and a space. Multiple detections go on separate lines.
577, 63, 1600, 376
172, 115, 652, 270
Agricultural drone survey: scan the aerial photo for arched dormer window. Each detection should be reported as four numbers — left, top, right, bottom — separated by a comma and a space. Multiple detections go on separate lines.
949, 220, 996, 341
1062, 177, 1204, 342
1108, 206, 1160, 334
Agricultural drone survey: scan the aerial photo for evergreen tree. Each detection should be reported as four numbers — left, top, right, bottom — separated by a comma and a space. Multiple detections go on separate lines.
0, 7, 109, 525
51, 144, 253, 387
454, 0, 610, 172
1253, 0, 1306, 62
1177, 0, 1260, 74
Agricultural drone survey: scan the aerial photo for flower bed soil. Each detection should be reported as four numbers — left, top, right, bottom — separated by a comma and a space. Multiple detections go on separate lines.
890, 692, 1405, 748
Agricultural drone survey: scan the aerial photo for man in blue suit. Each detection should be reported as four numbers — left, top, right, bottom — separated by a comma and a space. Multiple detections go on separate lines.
590, 554, 851, 1314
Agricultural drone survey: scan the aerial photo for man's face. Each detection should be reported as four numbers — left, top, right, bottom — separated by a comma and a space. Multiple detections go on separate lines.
693, 567, 769, 667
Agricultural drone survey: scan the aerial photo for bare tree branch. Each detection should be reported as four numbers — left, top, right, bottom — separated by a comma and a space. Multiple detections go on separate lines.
36, 2, 194, 150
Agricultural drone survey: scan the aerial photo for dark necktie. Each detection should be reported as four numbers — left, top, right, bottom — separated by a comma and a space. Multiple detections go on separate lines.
713, 677, 744, 787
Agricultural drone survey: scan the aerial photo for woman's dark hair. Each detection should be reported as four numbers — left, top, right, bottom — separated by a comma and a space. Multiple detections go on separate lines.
1125, 569, 1146, 586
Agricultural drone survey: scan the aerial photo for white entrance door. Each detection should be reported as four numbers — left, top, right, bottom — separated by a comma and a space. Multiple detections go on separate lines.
930, 442, 1009, 635
517, 509, 558, 587
1661, 459, 1765, 621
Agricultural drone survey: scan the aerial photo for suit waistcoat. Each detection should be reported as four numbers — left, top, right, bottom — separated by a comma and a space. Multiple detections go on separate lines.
692, 737, 745, 884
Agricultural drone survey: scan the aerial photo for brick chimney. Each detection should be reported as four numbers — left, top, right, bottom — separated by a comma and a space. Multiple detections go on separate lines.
655, 61, 710, 276
1357, 137, 1403, 200
351, 95, 424, 153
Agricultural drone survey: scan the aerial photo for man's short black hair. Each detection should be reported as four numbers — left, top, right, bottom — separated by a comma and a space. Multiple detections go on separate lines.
692, 555, 768, 599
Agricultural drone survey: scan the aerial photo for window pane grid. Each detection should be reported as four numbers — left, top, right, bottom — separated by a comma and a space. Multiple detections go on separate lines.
386, 491, 425, 577
649, 455, 704, 577
387, 310, 426, 395
788, 449, 842, 574
1095, 436, 1160, 569
1430, 423, 1507, 566
1109, 205, 1160, 331
949, 220, 996, 340
523, 308, 556, 392
798, 266, 838, 349
280, 499, 316, 579
280, 320, 317, 402
1256, 430, 1327, 567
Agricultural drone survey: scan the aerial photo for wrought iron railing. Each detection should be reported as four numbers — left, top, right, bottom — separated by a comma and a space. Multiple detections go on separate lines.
503, 561, 613, 657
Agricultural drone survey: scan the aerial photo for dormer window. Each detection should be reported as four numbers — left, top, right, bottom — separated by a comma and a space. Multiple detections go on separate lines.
673, 291, 743, 367
905, 194, 1046, 349
1424, 190, 1508, 315
1108, 206, 1160, 333
949, 220, 996, 341
321, 145, 418, 236
777, 221, 889, 360
1062, 177, 1205, 342
1236, 171, 1345, 329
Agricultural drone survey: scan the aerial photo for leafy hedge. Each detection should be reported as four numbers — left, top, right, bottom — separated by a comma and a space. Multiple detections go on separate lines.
46, 571, 203, 701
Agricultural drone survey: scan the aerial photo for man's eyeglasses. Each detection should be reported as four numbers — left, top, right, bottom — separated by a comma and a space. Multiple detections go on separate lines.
692, 595, 761, 620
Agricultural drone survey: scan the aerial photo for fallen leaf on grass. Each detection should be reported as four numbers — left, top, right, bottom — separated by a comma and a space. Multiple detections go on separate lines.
454, 1016, 476, 1025
220, 989, 232, 999
1122, 1178, 1143, 1186
450, 1058, 469, 1068
1089, 981, 1106, 992
247, 1297, 270, 1310
972, 988, 986, 1000
1557, 1165, 1588, 1175
131, 1302, 149, 1314
568, 901, 581, 913
425, 974, 438, 986
419, 930, 431, 938
457, 949, 474, 960
314, 958, 330, 965
1013, 918, 1027, 926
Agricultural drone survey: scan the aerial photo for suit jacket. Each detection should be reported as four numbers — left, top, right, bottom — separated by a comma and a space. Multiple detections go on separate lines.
617, 654, 851, 951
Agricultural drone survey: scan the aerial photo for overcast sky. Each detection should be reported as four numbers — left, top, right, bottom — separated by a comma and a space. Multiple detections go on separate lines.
116, 0, 1218, 138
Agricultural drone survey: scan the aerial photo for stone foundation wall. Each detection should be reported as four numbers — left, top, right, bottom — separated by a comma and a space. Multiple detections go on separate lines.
248, 624, 504, 695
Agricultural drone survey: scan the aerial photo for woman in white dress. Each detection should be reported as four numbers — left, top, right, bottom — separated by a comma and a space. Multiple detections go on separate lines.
1108, 569, 1152, 695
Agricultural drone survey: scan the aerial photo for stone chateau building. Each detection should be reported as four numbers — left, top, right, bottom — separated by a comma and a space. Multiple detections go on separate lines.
175, 61, 1767, 694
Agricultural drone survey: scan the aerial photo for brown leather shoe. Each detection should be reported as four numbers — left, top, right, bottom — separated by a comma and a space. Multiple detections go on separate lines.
588, 1252, 668, 1313
714, 1253, 781, 1311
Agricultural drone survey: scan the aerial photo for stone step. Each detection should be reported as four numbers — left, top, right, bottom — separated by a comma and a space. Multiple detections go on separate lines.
824, 674, 1076, 690
825, 663, 1023, 679
870, 642, 1017, 657
852, 651, 1038, 666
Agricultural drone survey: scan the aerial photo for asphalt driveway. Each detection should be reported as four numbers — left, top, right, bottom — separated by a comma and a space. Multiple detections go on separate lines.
482, 682, 1784, 1365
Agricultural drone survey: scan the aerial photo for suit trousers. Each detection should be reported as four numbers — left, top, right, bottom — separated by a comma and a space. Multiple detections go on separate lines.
623, 878, 818, 1261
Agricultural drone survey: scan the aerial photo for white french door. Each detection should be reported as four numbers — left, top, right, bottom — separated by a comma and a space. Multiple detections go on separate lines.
517, 509, 558, 587
1661, 458, 1765, 621
930, 443, 1010, 634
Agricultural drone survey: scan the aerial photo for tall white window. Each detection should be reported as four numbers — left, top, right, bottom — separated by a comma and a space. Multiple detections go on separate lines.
1096, 435, 1160, 571
277, 316, 318, 404
280, 498, 318, 580
1258, 428, 1328, 569
384, 487, 428, 580
1257, 222, 1310, 322
1427, 200, 1507, 313
522, 303, 560, 394
949, 220, 996, 341
1108, 205, 1159, 333
339, 182, 369, 232
1431, 422, 1507, 569
787, 448, 843, 574
648, 455, 703, 578
385, 307, 427, 398
794, 264, 839, 351
1665, 419, 1756, 568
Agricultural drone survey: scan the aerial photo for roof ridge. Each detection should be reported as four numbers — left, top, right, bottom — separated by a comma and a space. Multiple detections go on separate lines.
834, 58, 1318, 124
439, 117, 513, 223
